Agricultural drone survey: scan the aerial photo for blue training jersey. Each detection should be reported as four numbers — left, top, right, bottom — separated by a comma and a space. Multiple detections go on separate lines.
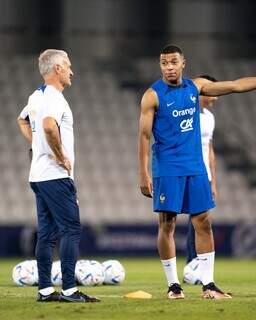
151, 78, 207, 177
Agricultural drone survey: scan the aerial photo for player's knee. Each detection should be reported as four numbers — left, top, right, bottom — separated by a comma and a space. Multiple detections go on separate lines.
158, 220, 175, 235
192, 213, 212, 234
59, 224, 81, 239
37, 232, 55, 243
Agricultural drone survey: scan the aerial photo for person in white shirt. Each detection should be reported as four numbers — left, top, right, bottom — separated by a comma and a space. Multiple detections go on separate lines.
17, 49, 100, 303
184, 74, 218, 283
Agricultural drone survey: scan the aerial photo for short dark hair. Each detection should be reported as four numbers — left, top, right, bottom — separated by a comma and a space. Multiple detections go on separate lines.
160, 45, 183, 56
199, 74, 218, 82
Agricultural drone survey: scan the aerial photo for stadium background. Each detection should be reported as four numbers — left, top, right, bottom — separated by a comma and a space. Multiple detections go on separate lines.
0, 0, 256, 258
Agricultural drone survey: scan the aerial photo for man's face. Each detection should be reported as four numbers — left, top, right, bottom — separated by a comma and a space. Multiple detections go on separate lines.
159, 52, 185, 84
58, 57, 73, 87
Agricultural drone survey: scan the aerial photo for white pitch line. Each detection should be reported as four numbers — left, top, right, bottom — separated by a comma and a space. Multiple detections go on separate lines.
97, 294, 121, 298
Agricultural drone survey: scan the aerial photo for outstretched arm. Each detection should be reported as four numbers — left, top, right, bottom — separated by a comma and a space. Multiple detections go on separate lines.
138, 89, 157, 198
194, 77, 256, 96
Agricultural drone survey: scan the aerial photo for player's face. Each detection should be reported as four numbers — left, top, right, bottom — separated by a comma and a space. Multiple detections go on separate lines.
58, 57, 73, 87
160, 53, 185, 85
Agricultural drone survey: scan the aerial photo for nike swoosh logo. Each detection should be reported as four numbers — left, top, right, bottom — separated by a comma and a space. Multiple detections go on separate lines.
41, 295, 54, 301
167, 101, 175, 107
191, 265, 199, 271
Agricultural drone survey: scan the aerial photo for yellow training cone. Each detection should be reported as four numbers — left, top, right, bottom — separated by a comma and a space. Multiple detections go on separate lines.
123, 290, 152, 299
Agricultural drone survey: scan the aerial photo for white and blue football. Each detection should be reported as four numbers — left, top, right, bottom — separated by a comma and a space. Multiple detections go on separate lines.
183, 258, 202, 285
12, 260, 38, 286
102, 260, 125, 285
51, 260, 62, 286
75, 260, 105, 286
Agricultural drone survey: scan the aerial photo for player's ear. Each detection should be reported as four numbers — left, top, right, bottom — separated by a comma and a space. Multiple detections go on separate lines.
54, 64, 62, 74
182, 58, 186, 69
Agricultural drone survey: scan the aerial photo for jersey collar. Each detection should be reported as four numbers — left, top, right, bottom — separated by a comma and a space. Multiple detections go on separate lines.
162, 78, 187, 94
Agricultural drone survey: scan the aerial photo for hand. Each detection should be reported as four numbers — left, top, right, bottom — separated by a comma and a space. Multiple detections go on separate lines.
59, 158, 72, 176
48, 154, 72, 176
140, 173, 153, 198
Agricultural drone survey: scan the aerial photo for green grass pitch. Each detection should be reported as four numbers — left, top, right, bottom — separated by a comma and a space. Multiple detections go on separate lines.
0, 258, 256, 320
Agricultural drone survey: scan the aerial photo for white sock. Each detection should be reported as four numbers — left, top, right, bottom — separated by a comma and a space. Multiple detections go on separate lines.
39, 287, 55, 296
197, 251, 215, 285
161, 257, 180, 286
62, 287, 78, 296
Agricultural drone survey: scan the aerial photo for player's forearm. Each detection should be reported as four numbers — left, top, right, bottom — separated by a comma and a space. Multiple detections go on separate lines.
210, 168, 217, 190
138, 133, 151, 176
209, 148, 217, 189
44, 128, 65, 162
20, 126, 32, 143
232, 77, 256, 93
201, 77, 256, 96
43, 117, 66, 162
17, 117, 32, 143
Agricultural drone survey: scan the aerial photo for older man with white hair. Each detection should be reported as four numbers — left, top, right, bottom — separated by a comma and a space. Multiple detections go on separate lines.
17, 49, 100, 303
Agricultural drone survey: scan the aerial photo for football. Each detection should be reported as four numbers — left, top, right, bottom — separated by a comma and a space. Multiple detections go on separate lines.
183, 258, 202, 285
51, 260, 62, 286
12, 260, 38, 286
102, 260, 125, 285
75, 260, 105, 286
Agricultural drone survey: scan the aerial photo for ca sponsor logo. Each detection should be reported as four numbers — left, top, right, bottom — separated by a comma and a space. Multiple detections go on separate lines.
180, 118, 193, 132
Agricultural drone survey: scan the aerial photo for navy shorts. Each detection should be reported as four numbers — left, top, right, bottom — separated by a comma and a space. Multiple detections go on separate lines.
153, 174, 215, 215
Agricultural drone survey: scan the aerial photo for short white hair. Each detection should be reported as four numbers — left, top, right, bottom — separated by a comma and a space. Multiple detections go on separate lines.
38, 49, 68, 76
